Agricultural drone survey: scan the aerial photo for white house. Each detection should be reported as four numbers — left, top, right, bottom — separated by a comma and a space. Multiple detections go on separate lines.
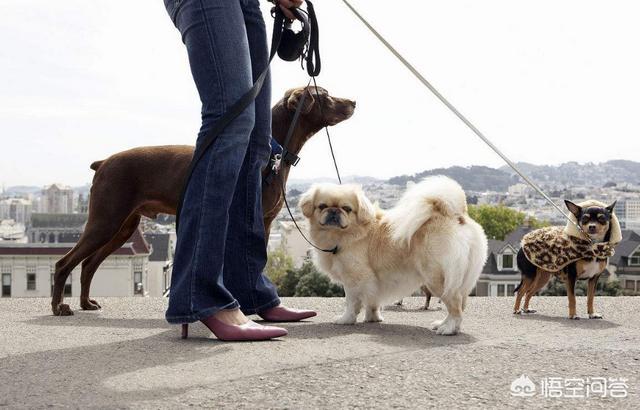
143, 232, 173, 297
0, 228, 151, 298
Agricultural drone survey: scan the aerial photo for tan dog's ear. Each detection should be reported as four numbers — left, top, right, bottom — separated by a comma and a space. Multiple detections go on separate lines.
299, 186, 317, 218
287, 88, 315, 114
355, 187, 376, 224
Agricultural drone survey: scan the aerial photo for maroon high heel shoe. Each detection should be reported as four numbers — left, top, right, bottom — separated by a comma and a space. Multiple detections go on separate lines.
181, 315, 287, 341
258, 305, 317, 322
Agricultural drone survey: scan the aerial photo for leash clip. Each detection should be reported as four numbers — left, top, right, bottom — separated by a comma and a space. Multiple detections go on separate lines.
271, 153, 283, 174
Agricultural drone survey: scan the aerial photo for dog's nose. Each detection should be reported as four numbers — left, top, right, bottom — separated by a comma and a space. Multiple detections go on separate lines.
588, 225, 597, 233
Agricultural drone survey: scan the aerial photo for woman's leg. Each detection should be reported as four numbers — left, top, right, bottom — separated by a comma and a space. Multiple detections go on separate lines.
163, 0, 255, 324
222, 0, 281, 315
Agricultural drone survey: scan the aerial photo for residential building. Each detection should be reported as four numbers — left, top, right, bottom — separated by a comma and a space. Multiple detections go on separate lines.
143, 233, 174, 297
0, 228, 151, 298
475, 226, 534, 296
0, 220, 26, 242
41, 184, 74, 214
608, 230, 640, 293
0, 198, 32, 225
28, 213, 87, 243
268, 220, 312, 267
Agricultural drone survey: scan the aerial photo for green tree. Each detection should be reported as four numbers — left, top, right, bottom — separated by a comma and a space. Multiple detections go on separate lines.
468, 204, 547, 240
293, 259, 344, 297
265, 247, 294, 291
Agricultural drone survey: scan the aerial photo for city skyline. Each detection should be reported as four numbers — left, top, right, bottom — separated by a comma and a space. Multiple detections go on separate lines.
2, 1, 640, 186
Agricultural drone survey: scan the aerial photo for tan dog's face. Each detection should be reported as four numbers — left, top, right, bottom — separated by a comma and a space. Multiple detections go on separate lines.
299, 184, 375, 234
285, 86, 356, 126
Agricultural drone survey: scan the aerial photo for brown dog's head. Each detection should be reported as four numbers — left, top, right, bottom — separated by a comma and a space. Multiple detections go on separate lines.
299, 184, 376, 242
565, 199, 617, 243
284, 85, 355, 128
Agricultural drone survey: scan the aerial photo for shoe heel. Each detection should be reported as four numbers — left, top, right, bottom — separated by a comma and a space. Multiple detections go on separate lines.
181, 323, 189, 339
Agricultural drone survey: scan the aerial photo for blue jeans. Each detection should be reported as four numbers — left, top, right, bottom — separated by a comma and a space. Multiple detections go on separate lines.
164, 0, 280, 324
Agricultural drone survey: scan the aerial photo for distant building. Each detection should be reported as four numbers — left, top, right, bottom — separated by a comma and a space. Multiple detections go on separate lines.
615, 199, 640, 230
143, 233, 174, 297
508, 183, 531, 197
0, 228, 151, 298
0, 220, 26, 242
41, 184, 74, 214
28, 213, 88, 244
476, 226, 534, 297
608, 230, 640, 293
0, 198, 32, 225
268, 220, 311, 267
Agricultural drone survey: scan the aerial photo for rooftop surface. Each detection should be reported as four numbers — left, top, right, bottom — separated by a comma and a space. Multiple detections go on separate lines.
1, 297, 639, 408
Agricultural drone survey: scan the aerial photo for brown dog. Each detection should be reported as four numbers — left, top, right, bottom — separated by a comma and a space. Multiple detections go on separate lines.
51, 86, 355, 316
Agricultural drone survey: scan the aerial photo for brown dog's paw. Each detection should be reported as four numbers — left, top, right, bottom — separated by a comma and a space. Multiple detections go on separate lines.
81, 299, 102, 311
522, 309, 536, 314
589, 313, 603, 319
568, 315, 580, 320
52, 304, 74, 316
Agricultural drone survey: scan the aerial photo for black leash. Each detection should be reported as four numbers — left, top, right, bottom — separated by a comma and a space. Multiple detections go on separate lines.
176, 2, 316, 231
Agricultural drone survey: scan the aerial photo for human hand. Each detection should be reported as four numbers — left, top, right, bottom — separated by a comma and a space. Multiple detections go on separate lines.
276, 0, 304, 21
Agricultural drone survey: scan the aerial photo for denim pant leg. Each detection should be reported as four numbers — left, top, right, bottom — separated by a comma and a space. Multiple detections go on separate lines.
222, 0, 280, 315
163, 0, 256, 324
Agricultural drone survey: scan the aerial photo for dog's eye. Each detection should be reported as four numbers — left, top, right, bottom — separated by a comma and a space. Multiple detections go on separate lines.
342, 206, 352, 213
597, 214, 607, 224
318, 204, 328, 210
581, 215, 590, 224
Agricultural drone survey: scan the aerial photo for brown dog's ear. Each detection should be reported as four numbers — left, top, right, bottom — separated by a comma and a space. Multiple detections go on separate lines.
355, 187, 376, 224
299, 186, 317, 218
564, 200, 582, 219
287, 88, 315, 114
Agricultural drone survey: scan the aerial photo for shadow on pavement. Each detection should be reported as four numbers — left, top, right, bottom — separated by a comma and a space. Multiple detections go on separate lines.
514, 313, 620, 329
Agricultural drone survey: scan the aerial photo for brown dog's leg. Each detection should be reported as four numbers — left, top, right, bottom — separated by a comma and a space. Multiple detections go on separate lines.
52, 208, 134, 316
80, 214, 141, 310
587, 274, 602, 319
522, 271, 551, 314
421, 285, 432, 310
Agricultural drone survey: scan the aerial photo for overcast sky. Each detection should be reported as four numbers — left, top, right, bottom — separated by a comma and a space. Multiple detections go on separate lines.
1, 0, 639, 187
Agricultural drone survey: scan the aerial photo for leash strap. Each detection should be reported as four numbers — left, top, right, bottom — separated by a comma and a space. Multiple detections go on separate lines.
341, 0, 592, 242
175, 4, 303, 231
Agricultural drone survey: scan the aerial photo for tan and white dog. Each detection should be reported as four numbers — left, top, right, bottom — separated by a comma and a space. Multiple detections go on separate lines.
299, 176, 488, 335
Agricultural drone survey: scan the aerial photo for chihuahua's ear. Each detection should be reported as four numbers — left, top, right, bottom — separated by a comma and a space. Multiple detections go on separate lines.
606, 201, 617, 214
298, 186, 317, 218
287, 88, 315, 114
565, 200, 582, 219
356, 187, 376, 224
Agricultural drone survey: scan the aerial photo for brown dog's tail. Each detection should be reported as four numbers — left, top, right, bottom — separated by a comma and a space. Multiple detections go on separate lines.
90, 160, 104, 171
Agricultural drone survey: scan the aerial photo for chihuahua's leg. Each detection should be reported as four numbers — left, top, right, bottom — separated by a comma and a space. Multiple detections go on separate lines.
587, 274, 603, 319
335, 289, 362, 325
564, 265, 579, 319
522, 270, 551, 314
80, 214, 141, 310
514, 276, 533, 314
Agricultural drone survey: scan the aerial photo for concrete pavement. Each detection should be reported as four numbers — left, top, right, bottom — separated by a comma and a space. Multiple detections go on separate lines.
1, 296, 639, 408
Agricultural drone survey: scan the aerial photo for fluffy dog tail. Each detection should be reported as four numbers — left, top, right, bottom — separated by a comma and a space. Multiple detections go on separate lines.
386, 176, 468, 245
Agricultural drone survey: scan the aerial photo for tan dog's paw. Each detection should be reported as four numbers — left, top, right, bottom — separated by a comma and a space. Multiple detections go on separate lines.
52, 303, 74, 316
568, 315, 580, 320
334, 314, 357, 325
589, 313, 603, 319
364, 310, 384, 323
430, 319, 445, 330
